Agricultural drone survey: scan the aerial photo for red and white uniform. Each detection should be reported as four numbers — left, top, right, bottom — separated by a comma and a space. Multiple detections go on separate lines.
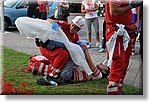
27, 55, 103, 81
40, 20, 79, 77
105, 0, 133, 94
57, 20, 79, 43
40, 48, 69, 77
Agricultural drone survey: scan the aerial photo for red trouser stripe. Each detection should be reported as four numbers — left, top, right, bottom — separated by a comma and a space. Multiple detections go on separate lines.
107, 84, 120, 95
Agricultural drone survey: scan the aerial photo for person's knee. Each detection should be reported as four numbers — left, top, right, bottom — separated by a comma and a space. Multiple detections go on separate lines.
59, 58, 74, 80
59, 71, 73, 80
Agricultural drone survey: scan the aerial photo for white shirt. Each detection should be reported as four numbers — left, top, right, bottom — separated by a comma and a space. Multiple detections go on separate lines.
82, 0, 98, 19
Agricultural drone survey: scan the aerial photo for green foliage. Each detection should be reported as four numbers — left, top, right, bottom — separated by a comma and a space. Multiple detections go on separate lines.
2, 47, 143, 95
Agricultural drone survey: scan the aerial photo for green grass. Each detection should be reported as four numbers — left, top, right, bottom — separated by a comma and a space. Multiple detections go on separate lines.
2, 47, 143, 95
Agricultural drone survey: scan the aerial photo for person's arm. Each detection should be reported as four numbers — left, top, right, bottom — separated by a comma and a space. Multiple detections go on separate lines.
35, 39, 66, 50
109, 0, 143, 16
60, 2, 69, 9
90, 2, 99, 11
47, 19, 59, 23
45, 40, 66, 50
135, 7, 140, 27
81, 4, 87, 13
81, 45, 96, 71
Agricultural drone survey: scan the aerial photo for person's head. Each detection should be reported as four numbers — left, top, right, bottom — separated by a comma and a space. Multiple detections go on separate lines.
70, 16, 85, 34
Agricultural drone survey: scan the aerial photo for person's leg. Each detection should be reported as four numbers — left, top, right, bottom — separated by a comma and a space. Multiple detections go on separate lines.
131, 34, 136, 55
99, 20, 106, 52
42, 12, 47, 20
34, 9, 40, 18
85, 19, 92, 46
131, 14, 137, 55
102, 20, 106, 49
105, 24, 127, 95
107, 37, 126, 95
139, 27, 143, 62
27, 9, 33, 18
39, 12, 42, 19
39, 12, 45, 20
50, 48, 69, 77
119, 40, 132, 92
40, 47, 69, 77
93, 17, 100, 46
59, 58, 74, 80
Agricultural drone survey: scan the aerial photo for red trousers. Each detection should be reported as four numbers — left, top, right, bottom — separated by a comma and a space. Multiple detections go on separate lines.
106, 24, 132, 83
40, 47, 69, 76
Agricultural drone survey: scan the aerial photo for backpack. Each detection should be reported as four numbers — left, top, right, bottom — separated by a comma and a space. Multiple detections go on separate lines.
23, 55, 52, 76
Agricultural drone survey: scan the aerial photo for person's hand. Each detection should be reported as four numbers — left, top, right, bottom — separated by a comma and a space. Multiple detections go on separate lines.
88, 8, 93, 12
129, 0, 143, 9
59, 2, 62, 6
47, 19, 53, 23
26, 6, 29, 8
96, 63, 108, 74
39, 40, 49, 48
36, 7, 39, 9
35, 38, 40, 47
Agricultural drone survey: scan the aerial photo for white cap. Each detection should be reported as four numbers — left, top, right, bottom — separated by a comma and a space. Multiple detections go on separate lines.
72, 16, 85, 29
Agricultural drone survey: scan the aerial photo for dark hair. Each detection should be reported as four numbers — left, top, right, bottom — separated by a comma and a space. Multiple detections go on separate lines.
71, 22, 81, 32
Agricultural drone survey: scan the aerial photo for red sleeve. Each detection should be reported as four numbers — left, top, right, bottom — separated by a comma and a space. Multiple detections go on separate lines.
74, 33, 79, 43
57, 20, 69, 27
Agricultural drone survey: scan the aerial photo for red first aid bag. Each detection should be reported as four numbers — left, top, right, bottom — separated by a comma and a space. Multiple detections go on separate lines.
23, 55, 50, 75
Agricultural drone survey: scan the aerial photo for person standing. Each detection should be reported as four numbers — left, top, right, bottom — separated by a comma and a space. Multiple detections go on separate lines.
55, 0, 70, 22
131, 7, 140, 55
27, 0, 39, 18
81, 0, 101, 48
99, 2, 106, 53
99, 19, 106, 53
138, 3, 143, 62
38, 0, 49, 20
105, 0, 142, 95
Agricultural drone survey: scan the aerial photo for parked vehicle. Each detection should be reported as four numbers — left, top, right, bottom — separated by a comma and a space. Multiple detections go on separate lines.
4, 0, 57, 30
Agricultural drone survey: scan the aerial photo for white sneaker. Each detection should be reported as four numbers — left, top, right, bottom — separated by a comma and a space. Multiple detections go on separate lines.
95, 42, 101, 47
99, 48, 106, 53
132, 52, 135, 56
87, 43, 91, 48
132, 49, 135, 56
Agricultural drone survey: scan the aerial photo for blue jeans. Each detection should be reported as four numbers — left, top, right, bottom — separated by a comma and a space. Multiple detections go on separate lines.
59, 58, 74, 80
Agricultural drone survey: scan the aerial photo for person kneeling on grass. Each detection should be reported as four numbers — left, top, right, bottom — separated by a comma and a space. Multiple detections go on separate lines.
30, 16, 109, 85
34, 39, 109, 85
